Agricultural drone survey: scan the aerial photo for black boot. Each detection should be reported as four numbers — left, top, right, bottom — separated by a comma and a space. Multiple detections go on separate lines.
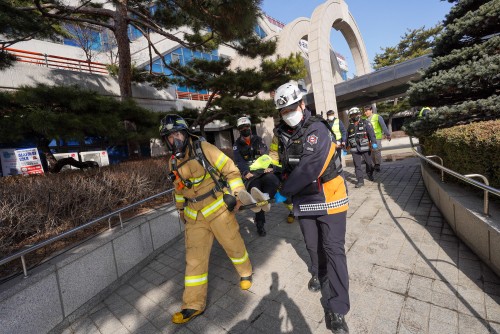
367, 172, 374, 181
308, 275, 321, 292
355, 179, 364, 188
255, 211, 266, 237
327, 311, 349, 333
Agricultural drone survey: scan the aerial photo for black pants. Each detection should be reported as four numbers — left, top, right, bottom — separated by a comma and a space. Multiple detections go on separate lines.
298, 212, 350, 315
247, 172, 280, 223
352, 151, 373, 181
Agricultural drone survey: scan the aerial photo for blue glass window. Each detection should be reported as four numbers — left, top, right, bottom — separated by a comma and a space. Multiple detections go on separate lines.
145, 47, 219, 97
254, 25, 267, 39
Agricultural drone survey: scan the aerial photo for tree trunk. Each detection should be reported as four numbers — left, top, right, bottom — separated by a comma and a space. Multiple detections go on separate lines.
200, 123, 207, 139
114, 0, 132, 99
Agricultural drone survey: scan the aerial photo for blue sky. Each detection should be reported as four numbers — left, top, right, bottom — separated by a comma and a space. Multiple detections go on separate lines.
261, 0, 453, 78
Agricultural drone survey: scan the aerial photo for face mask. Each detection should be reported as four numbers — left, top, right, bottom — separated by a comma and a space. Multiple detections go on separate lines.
172, 138, 187, 158
240, 129, 251, 137
282, 110, 303, 127
327, 116, 335, 121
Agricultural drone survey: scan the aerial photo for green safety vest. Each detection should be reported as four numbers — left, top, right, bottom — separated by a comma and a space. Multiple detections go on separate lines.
331, 118, 341, 141
369, 114, 383, 140
418, 107, 431, 118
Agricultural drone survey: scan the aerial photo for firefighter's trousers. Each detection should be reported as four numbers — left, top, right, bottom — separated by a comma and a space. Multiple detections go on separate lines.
182, 208, 252, 311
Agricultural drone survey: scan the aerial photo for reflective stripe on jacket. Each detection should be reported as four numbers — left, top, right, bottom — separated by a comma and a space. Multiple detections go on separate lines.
277, 112, 349, 216
171, 140, 244, 223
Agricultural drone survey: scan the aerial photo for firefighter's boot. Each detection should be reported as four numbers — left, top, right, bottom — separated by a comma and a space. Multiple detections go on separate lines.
240, 274, 253, 290
172, 309, 203, 324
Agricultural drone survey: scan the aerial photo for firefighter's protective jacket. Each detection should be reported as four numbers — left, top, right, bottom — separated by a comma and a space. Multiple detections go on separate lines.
171, 140, 245, 223
274, 111, 349, 216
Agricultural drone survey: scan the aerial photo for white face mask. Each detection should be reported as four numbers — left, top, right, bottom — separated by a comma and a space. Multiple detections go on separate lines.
327, 116, 335, 121
282, 110, 303, 127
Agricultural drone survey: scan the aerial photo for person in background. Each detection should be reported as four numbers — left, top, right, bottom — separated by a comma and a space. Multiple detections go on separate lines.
363, 105, 391, 172
272, 82, 350, 334
160, 114, 253, 324
347, 107, 376, 188
233, 116, 280, 236
326, 109, 347, 161
417, 106, 432, 118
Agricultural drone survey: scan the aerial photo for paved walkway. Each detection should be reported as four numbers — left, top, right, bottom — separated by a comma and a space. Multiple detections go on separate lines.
61, 158, 500, 334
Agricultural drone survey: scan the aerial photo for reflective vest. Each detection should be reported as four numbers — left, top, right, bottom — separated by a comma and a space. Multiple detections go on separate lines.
347, 120, 371, 153
330, 118, 341, 142
418, 107, 431, 118
369, 114, 383, 140
249, 154, 280, 171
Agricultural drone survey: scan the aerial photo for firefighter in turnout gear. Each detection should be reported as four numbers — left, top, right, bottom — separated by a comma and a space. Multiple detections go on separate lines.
347, 107, 377, 188
160, 114, 252, 324
272, 82, 350, 334
233, 116, 280, 236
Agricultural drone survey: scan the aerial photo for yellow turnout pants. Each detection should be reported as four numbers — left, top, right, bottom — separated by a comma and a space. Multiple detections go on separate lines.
182, 209, 252, 310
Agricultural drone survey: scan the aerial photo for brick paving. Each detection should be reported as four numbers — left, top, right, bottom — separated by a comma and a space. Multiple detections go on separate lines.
60, 158, 500, 334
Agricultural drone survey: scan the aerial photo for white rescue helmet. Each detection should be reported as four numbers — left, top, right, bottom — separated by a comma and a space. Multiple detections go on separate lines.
348, 107, 361, 115
274, 82, 303, 110
236, 116, 251, 129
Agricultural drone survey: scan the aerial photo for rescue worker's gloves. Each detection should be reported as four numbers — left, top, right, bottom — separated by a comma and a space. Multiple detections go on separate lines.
372, 143, 378, 150
274, 191, 287, 203
386, 135, 392, 141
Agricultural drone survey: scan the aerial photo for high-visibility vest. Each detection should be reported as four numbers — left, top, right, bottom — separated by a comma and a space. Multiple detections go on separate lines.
249, 154, 281, 170
369, 114, 383, 140
418, 107, 431, 118
331, 118, 341, 142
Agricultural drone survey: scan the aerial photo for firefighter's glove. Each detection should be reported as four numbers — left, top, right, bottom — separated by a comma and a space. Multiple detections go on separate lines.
274, 191, 287, 204
372, 143, 378, 150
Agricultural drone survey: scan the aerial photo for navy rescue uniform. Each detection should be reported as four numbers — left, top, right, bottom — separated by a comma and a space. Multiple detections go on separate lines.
233, 134, 280, 232
274, 110, 350, 316
347, 119, 376, 183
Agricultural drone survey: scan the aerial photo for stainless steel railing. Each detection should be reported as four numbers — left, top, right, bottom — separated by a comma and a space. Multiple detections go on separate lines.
410, 137, 500, 216
0, 189, 175, 278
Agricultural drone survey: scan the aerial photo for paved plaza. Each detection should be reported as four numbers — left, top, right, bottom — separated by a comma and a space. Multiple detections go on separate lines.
60, 157, 500, 334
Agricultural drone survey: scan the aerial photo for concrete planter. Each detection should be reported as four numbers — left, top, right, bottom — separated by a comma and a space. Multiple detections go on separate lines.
420, 161, 500, 276
0, 205, 183, 334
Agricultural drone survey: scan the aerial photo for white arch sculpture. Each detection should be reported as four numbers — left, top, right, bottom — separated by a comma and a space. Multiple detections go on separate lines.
276, 0, 371, 117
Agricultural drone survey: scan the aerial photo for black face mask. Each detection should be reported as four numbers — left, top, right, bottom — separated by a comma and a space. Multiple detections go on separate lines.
172, 138, 187, 159
240, 129, 251, 137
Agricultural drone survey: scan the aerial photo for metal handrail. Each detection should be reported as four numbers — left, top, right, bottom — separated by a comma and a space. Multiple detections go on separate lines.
410, 136, 500, 216
0, 189, 175, 277
426, 155, 444, 182
465, 174, 490, 215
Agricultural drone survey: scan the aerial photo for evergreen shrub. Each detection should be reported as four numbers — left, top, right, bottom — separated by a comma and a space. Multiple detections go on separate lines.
422, 120, 500, 188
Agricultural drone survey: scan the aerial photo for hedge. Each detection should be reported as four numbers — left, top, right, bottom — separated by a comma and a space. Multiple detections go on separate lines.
421, 120, 500, 188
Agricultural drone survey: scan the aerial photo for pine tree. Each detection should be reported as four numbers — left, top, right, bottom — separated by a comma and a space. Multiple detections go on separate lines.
142, 53, 306, 135
404, 0, 500, 137
0, 84, 159, 169
12, 0, 276, 99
